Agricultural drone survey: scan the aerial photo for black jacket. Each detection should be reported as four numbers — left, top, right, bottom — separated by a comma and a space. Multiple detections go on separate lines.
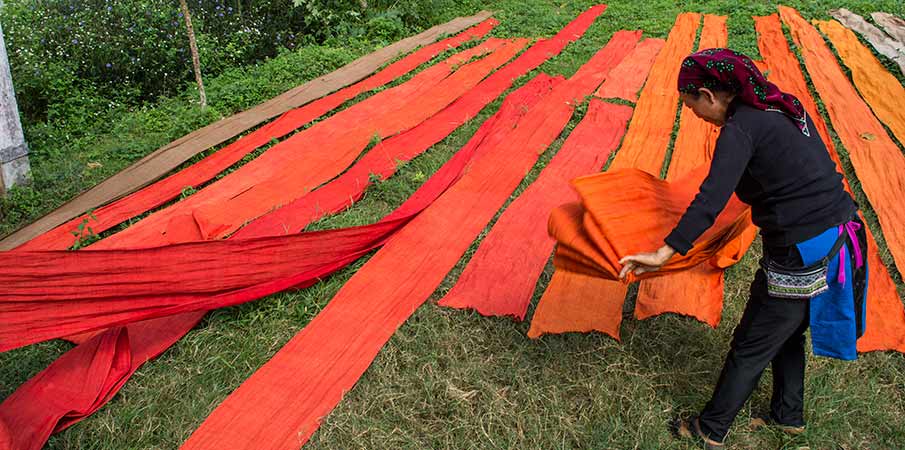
665, 101, 855, 255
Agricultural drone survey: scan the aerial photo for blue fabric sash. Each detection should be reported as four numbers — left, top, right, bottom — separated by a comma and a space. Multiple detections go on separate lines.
795, 225, 868, 360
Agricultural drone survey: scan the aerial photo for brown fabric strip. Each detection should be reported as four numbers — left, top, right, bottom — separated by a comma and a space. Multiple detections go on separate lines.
829, 8, 905, 74
871, 12, 905, 46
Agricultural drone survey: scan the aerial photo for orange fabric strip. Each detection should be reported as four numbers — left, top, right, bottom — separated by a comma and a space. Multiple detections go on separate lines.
528, 12, 701, 340
608, 13, 701, 174
665, 15, 726, 179
780, 7, 905, 283
757, 13, 905, 354
633, 14, 751, 329
182, 29, 641, 450
92, 39, 523, 247
595, 38, 665, 102
18, 19, 499, 251
438, 99, 633, 319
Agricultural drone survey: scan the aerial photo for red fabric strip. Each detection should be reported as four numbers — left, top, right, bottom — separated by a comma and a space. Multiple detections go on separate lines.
438, 99, 632, 319
528, 12, 701, 340
0, 328, 131, 450
233, 7, 606, 238
0, 72, 559, 450
91, 38, 523, 247
594, 38, 664, 102
758, 12, 905, 354
17, 19, 498, 251
0, 8, 610, 449
0, 75, 559, 352
182, 27, 639, 450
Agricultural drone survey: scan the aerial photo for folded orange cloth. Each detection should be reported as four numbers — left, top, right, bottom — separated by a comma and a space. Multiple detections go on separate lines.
548, 166, 754, 284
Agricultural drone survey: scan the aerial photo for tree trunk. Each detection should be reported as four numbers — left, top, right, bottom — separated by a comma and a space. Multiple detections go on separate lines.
179, 0, 207, 108
0, 3, 32, 196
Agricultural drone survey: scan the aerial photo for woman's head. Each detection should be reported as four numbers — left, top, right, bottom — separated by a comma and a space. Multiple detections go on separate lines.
676, 48, 810, 134
680, 88, 735, 126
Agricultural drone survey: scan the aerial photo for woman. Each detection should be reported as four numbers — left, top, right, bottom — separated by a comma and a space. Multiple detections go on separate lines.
618, 49, 868, 448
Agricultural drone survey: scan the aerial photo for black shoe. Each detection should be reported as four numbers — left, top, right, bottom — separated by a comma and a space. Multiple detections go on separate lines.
672, 415, 724, 449
750, 413, 806, 435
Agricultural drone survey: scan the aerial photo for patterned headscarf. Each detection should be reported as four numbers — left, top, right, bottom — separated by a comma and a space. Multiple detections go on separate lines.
677, 48, 809, 136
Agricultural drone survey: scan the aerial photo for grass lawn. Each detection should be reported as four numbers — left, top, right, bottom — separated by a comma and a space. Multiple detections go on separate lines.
2, 0, 905, 448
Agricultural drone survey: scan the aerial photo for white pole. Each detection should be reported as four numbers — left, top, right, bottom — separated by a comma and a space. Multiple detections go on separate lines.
0, 2, 31, 195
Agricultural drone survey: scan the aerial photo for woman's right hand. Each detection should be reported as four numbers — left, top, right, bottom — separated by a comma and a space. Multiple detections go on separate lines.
618, 245, 677, 279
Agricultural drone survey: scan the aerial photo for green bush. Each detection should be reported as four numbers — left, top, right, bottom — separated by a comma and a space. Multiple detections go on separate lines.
0, 0, 324, 124
0, 0, 482, 129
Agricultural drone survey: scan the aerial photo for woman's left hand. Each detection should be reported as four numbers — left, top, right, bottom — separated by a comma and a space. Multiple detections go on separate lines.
618, 245, 677, 279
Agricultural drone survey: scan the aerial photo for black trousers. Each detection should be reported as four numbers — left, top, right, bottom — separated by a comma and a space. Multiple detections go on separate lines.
698, 245, 809, 442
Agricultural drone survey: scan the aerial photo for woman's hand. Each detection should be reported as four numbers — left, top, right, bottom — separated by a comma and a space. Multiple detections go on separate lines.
618, 245, 677, 279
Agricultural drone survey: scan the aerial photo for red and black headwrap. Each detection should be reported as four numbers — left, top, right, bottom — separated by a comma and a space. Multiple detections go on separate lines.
677, 48, 810, 136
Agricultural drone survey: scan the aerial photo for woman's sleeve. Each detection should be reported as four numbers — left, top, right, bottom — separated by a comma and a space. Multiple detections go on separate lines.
664, 123, 755, 255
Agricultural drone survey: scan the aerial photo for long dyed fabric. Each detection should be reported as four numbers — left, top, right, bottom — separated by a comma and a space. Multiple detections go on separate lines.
872, 12, 905, 45
182, 29, 641, 450
528, 13, 700, 340
18, 19, 499, 251
528, 272, 625, 339
664, 15, 725, 178
233, 6, 608, 238
817, 20, 905, 147
0, 75, 558, 353
594, 38, 664, 102
547, 168, 753, 282
0, 73, 559, 450
0, 9, 610, 449
438, 99, 633, 319
828, 8, 905, 74
607, 13, 700, 174
94, 39, 523, 246
0, 11, 495, 251
756, 13, 905, 354
633, 14, 752, 329
780, 7, 905, 280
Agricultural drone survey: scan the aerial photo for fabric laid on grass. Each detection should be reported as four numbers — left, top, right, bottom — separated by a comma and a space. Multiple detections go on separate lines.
0, 328, 131, 450
95, 38, 525, 246
594, 38, 664, 102
828, 8, 905, 74
528, 12, 701, 340
0, 72, 560, 450
817, 20, 905, 148
756, 13, 905, 354
233, 5, 609, 238
780, 7, 905, 284
0, 9, 610, 449
0, 76, 559, 353
0, 11, 495, 251
0, 417, 9, 449
62, 39, 514, 348
606, 13, 701, 174
17, 18, 499, 251
438, 99, 633, 319
872, 12, 905, 45
633, 14, 756, 329
662, 15, 726, 178
181, 30, 641, 450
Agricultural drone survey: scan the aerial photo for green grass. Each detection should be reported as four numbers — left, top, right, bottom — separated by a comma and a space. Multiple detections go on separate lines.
3, 1, 905, 449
